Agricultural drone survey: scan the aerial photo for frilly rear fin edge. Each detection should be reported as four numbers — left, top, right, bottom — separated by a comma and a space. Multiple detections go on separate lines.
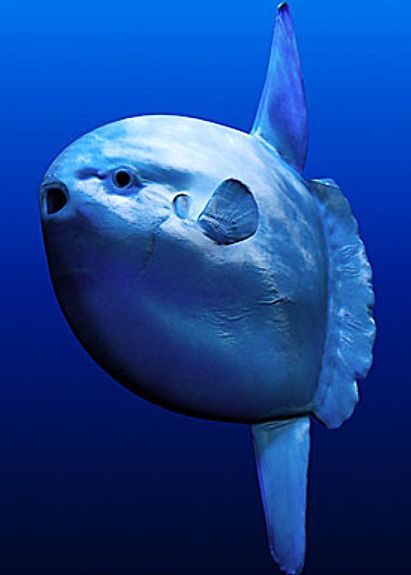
310, 179, 376, 429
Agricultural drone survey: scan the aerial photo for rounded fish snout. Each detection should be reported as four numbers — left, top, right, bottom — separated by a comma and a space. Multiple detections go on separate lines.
40, 182, 69, 218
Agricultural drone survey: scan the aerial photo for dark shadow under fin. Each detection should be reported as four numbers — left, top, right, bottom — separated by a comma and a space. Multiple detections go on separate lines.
252, 3, 308, 173
251, 417, 310, 575
197, 178, 259, 245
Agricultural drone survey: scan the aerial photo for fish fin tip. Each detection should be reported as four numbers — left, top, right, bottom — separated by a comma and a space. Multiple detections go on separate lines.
277, 1, 289, 12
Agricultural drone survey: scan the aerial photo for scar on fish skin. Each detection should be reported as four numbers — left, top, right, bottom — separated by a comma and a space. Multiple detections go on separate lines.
139, 233, 156, 274
259, 296, 292, 307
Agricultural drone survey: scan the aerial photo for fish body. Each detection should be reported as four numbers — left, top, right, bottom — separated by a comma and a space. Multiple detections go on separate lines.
42, 116, 328, 422
39, 5, 375, 574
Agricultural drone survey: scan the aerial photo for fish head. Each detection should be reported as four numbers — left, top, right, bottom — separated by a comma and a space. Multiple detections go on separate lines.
40, 115, 263, 315
40, 118, 185, 283
41, 116, 241, 281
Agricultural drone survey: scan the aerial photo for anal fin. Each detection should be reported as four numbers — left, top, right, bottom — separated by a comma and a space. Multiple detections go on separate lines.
251, 417, 310, 575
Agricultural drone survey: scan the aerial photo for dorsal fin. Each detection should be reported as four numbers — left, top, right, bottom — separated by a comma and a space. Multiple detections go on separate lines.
310, 179, 376, 428
252, 3, 308, 173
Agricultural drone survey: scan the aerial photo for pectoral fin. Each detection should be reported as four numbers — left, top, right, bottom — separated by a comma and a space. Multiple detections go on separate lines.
197, 178, 259, 245
251, 417, 310, 575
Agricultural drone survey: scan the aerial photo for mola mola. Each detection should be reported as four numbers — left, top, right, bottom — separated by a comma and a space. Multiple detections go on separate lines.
39, 3, 376, 574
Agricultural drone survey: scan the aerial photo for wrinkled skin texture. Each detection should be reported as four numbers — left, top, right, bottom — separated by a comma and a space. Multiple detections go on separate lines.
40, 115, 328, 423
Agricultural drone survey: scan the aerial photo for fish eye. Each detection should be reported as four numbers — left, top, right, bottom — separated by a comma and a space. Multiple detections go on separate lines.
112, 167, 134, 190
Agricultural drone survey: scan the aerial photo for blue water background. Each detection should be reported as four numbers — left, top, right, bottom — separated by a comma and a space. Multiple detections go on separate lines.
1, 0, 409, 573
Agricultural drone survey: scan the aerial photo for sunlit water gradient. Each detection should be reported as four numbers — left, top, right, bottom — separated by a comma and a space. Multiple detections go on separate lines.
1, 1, 410, 573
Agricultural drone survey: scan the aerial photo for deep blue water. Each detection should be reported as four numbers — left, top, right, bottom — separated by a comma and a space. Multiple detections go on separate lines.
1, 0, 410, 573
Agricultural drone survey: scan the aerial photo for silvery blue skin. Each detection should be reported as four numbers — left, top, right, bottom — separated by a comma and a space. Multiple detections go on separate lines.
39, 4, 376, 574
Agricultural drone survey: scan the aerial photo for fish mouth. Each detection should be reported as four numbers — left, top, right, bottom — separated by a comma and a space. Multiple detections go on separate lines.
40, 182, 69, 218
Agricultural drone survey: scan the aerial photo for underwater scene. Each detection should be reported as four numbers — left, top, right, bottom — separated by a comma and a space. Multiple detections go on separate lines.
1, 0, 410, 573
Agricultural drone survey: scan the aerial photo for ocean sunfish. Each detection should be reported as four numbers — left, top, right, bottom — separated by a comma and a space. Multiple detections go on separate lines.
39, 4, 376, 574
